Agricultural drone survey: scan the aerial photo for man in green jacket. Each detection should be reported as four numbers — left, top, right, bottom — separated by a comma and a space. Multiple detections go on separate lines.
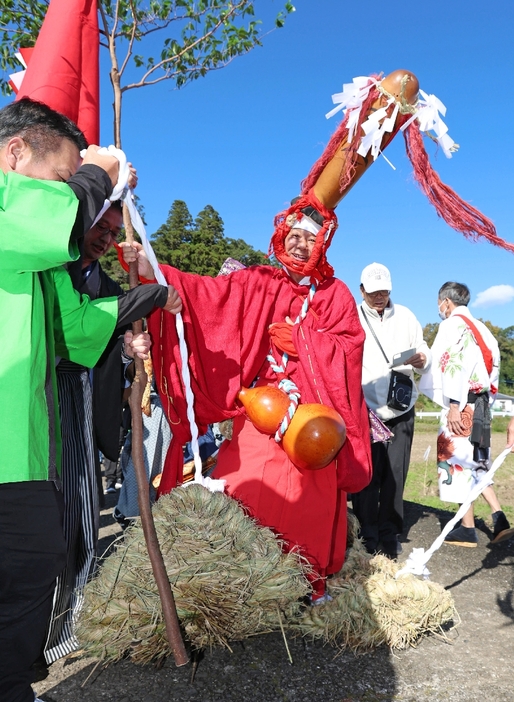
0, 98, 181, 702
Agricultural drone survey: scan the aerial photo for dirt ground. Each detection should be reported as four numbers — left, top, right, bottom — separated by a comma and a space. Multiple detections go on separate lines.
34, 433, 514, 702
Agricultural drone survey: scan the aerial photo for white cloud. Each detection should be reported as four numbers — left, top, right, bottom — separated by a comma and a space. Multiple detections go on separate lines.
471, 285, 514, 308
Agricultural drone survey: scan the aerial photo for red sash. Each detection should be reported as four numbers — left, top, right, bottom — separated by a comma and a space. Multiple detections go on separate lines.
454, 314, 493, 376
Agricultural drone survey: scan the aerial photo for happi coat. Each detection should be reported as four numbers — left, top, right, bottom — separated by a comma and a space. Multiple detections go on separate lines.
0, 172, 118, 484
147, 264, 372, 587
419, 306, 500, 503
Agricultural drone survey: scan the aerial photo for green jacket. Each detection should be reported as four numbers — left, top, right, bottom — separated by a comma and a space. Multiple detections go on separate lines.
0, 172, 118, 483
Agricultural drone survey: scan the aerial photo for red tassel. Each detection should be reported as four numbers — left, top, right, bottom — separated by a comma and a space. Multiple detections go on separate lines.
404, 124, 514, 253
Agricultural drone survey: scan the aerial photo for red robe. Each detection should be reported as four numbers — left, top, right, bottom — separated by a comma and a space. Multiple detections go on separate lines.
147, 265, 372, 592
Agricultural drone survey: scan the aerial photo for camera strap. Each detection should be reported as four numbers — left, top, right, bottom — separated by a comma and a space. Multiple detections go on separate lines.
360, 306, 390, 365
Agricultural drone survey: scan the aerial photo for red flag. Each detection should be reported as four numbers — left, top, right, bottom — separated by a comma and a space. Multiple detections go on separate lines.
15, 0, 100, 145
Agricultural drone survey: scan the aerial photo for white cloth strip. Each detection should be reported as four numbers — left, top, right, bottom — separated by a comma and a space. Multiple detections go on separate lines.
122, 189, 224, 493
396, 446, 513, 578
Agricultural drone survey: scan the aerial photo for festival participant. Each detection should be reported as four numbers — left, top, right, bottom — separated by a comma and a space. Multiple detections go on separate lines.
352, 263, 431, 558
419, 282, 514, 546
45, 196, 180, 664
122, 66, 503, 597
121, 201, 373, 602
0, 98, 181, 702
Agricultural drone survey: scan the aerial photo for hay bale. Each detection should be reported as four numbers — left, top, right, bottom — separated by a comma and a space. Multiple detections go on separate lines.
77, 485, 310, 663
299, 548, 457, 651
78, 487, 456, 663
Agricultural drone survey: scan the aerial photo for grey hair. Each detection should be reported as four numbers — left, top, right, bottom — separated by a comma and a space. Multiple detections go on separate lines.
438, 282, 470, 307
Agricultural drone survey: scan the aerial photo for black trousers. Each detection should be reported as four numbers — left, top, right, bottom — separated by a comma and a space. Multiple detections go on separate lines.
0, 482, 66, 702
352, 407, 415, 549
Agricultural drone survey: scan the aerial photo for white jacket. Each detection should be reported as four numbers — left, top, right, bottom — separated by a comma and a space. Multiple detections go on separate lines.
418, 306, 499, 410
359, 300, 431, 421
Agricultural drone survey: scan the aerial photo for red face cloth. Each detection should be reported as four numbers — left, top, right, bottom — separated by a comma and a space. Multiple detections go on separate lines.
269, 189, 338, 282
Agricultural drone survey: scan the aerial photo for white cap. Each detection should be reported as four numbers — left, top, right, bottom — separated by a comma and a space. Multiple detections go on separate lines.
291, 214, 322, 236
360, 263, 392, 293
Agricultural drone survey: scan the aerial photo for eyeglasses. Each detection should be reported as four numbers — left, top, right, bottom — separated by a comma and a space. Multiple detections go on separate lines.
367, 289, 390, 298
95, 221, 122, 242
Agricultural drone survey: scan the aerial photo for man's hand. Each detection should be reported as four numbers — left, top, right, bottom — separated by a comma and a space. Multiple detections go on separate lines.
124, 329, 152, 360
164, 286, 182, 315
119, 241, 155, 280
404, 352, 426, 369
507, 416, 514, 451
447, 403, 465, 435
81, 145, 119, 187
127, 162, 138, 190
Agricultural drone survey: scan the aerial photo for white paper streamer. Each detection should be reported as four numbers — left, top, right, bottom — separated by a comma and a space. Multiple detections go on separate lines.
396, 446, 513, 579
326, 75, 458, 164
400, 89, 458, 158
325, 76, 379, 143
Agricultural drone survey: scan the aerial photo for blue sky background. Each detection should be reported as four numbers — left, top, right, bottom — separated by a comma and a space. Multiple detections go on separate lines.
4, 0, 514, 329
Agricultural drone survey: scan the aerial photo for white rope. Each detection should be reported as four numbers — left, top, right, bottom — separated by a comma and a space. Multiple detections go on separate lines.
99, 162, 223, 493
396, 446, 513, 579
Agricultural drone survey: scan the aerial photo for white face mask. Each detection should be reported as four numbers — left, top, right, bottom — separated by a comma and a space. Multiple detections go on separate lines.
438, 301, 447, 320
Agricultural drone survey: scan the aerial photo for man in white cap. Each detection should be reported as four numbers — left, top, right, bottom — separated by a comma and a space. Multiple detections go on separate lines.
352, 263, 431, 558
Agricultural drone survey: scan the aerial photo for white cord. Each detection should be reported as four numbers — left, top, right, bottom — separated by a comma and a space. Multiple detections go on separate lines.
396, 445, 513, 578
122, 188, 224, 493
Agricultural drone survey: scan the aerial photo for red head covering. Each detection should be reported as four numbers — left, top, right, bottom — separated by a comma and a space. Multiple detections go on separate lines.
269, 189, 338, 282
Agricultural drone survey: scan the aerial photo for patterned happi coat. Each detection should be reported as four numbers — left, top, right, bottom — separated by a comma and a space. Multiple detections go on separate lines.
419, 306, 499, 503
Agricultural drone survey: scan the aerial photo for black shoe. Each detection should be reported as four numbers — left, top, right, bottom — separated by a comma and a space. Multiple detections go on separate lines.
491, 511, 514, 544
361, 537, 379, 555
379, 538, 402, 559
444, 525, 478, 548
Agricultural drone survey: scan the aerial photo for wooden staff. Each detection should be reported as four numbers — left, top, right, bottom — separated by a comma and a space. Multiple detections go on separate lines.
123, 206, 188, 667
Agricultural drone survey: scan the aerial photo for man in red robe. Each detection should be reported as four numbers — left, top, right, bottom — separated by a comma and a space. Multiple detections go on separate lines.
122, 191, 372, 600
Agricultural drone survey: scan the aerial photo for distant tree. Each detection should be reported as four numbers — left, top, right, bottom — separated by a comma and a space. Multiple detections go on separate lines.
423, 322, 439, 349
151, 199, 194, 270
151, 199, 269, 275
189, 204, 227, 275
483, 321, 514, 392
225, 236, 268, 267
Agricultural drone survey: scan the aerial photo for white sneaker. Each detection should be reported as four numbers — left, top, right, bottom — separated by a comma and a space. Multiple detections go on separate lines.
115, 481, 123, 489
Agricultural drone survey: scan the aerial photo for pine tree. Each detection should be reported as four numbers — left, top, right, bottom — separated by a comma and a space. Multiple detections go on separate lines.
151, 200, 194, 270
189, 205, 227, 276
150, 200, 270, 275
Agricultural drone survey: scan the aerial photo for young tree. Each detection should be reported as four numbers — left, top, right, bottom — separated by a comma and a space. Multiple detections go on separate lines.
0, 0, 295, 145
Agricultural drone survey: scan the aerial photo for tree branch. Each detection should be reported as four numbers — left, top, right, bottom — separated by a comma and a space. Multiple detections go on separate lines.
121, 5, 241, 90
122, 56, 237, 92
118, 0, 138, 79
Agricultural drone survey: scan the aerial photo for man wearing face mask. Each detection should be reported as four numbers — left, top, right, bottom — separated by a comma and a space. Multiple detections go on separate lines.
352, 263, 431, 558
419, 282, 514, 547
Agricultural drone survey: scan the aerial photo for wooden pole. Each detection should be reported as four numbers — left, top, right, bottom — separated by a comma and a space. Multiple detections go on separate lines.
101, 1, 188, 665
103, 8, 189, 667
123, 209, 189, 667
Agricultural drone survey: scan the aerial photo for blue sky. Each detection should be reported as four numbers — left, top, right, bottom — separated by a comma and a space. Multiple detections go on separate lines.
4, 0, 514, 329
